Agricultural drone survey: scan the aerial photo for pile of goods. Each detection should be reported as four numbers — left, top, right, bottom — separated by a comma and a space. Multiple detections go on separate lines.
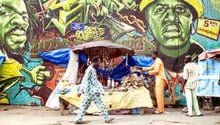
119, 72, 146, 91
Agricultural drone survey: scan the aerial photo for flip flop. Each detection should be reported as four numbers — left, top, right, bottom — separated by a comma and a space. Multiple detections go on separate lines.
152, 111, 163, 114
74, 121, 89, 124
105, 117, 115, 123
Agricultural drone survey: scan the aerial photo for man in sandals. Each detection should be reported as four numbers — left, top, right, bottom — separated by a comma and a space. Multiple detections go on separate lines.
75, 56, 114, 124
182, 55, 203, 117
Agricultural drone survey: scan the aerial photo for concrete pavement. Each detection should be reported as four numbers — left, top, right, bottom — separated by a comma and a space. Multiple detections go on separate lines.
0, 105, 219, 125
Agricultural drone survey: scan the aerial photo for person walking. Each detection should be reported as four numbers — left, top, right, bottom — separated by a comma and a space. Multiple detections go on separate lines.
182, 55, 203, 117
75, 56, 114, 124
142, 51, 168, 114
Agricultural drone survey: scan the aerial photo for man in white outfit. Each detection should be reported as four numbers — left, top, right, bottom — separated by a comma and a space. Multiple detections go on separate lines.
182, 55, 203, 117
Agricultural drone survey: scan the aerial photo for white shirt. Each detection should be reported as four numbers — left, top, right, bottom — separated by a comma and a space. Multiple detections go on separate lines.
183, 62, 199, 89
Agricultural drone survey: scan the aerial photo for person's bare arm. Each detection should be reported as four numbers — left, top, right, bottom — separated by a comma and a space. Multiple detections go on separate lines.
142, 63, 155, 71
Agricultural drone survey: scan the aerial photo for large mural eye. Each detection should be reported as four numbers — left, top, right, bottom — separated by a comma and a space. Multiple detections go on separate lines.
0, 7, 9, 16
22, 15, 29, 22
155, 5, 168, 14
174, 5, 186, 14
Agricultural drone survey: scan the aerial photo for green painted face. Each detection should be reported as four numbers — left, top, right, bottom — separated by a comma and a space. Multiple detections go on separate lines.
0, 0, 29, 55
144, 0, 193, 49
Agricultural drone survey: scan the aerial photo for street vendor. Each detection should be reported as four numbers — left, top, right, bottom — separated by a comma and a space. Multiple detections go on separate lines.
142, 51, 168, 114
74, 56, 114, 124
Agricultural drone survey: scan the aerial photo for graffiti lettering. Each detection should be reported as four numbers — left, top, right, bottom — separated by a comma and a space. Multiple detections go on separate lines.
197, 18, 220, 40
204, 19, 218, 27
197, 28, 218, 36
44, 0, 84, 35
43, 0, 136, 35
75, 26, 104, 42
204, 20, 209, 27
31, 39, 73, 55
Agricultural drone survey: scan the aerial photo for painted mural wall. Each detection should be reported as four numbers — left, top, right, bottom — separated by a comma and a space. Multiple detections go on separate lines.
0, 0, 219, 105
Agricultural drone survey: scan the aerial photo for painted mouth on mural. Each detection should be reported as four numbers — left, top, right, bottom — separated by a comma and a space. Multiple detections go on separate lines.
8, 35, 27, 42
9, 29, 26, 36
163, 25, 181, 37
7, 30, 27, 41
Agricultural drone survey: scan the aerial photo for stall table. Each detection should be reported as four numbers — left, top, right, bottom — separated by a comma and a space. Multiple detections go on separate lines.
59, 86, 153, 115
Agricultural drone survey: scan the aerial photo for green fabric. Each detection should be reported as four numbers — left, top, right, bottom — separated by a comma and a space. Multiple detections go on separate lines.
175, 84, 187, 106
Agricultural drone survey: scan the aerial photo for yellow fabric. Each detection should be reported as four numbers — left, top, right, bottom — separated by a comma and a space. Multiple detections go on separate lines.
155, 78, 166, 113
139, 0, 203, 17
60, 86, 153, 114
0, 59, 23, 81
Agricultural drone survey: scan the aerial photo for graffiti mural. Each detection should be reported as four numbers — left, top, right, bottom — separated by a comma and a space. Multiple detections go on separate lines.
0, 0, 54, 105
0, 0, 219, 105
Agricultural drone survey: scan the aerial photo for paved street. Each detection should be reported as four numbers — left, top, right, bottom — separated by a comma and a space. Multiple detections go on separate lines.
0, 105, 219, 125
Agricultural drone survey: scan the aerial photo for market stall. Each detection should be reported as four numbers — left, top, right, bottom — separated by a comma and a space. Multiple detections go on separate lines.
57, 40, 155, 115
196, 49, 220, 112
59, 86, 153, 114
196, 48, 220, 97
41, 45, 183, 112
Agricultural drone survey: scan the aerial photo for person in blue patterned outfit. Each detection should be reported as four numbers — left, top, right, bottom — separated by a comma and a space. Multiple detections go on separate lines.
74, 56, 114, 124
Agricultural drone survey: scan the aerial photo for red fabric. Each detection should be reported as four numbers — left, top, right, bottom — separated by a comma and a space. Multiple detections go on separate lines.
198, 48, 220, 60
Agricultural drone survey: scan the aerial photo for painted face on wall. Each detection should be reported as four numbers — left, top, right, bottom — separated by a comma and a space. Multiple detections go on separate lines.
0, 0, 29, 55
144, 0, 193, 49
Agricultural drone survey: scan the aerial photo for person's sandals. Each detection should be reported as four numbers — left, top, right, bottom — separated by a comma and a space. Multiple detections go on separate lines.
152, 111, 163, 114
74, 121, 84, 124
196, 114, 204, 117
74, 121, 89, 124
185, 114, 193, 117
105, 118, 115, 123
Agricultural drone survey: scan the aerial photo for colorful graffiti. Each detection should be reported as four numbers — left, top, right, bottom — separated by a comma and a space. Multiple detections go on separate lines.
0, 0, 219, 105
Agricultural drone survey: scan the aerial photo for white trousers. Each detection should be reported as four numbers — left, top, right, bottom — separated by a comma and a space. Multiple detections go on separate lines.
185, 88, 201, 115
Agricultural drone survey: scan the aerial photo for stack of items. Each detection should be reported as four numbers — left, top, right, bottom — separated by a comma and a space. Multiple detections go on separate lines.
119, 72, 146, 91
